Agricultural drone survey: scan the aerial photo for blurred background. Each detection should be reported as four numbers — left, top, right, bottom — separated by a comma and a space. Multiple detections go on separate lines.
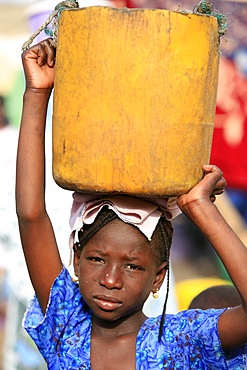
0, 0, 246, 368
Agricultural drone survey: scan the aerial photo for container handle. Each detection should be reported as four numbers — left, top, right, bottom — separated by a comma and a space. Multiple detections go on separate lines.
21, 0, 79, 51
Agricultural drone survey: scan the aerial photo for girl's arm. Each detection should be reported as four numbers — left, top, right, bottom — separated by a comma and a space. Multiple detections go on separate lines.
178, 165, 247, 350
16, 40, 63, 313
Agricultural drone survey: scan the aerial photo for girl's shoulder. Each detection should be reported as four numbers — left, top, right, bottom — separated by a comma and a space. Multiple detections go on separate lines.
136, 309, 231, 369
138, 308, 226, 348
142, 307, 226, 330
23, 266, 92, 367
23, 266, 91, 344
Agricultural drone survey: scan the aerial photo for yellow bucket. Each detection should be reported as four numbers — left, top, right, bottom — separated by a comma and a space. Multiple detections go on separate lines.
52, 6, 219, 197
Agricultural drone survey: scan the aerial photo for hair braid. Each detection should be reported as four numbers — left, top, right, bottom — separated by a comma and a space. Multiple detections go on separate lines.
75, 208, 118, 251
157, 219, 172, 342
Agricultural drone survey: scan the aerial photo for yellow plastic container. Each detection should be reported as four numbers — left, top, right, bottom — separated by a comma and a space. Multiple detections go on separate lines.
52, 6, 219, 197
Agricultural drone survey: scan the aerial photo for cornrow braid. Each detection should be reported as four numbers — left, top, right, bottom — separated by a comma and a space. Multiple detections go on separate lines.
75, 207, 118, 251
157, 219, 171, 342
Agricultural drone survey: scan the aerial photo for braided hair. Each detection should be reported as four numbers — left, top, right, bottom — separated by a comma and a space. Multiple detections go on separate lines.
74, 206, 173, 342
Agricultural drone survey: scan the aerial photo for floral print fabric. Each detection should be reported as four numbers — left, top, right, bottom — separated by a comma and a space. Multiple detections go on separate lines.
23, 267, 246, 369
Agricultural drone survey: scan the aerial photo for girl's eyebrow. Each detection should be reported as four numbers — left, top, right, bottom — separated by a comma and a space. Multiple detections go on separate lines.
127, 256, 142, 262
87, 248, 107, 255
87, 248, 143, 262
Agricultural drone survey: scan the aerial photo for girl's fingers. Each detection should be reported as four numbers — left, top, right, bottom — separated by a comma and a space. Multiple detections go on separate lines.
178, 165, 226, 209
211, 189, 224, 196
202, 165, 226, 189
213, 178, 226, 193
23, 39, 55, 67
202, 164, 223, 175
42, 39, 56, 67
210, 195, 216, 203
201, 164, 226, 201
36, 45, 47, 66
22, 41, 55, 89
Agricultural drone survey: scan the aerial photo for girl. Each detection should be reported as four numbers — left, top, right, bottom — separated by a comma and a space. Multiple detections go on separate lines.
16, 39, 247, 369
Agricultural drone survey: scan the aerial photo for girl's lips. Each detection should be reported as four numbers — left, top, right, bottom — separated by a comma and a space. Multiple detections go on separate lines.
93, 295, 122, 311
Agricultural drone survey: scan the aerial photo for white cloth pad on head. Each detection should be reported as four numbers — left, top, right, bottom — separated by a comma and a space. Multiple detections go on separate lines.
69, 193, 181, 248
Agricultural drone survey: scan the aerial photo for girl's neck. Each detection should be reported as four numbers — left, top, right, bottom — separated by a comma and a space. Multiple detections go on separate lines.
90, 311, 146, 370
92, 310, 147, 339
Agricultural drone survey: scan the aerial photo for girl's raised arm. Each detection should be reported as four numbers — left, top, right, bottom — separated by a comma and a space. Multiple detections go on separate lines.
178, 165, 247, 350
16, 40, 63, 313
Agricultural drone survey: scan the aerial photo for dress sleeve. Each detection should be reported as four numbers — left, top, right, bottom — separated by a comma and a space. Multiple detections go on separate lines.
23, 266, 86, 359
177, 308, 246, 368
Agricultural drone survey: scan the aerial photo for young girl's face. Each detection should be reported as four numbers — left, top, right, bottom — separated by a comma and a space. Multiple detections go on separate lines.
74, 218, 166, 323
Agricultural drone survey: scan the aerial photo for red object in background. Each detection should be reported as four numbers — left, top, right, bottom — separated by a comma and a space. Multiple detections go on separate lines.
125, 0, 136, 6
210, 57, 247, 190
125, 0, 142, 6
124, 0, 150, 7
112, 0, 131, 6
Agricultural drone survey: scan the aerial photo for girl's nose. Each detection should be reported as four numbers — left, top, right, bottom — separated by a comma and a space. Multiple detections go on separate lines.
99, 264, 123, 290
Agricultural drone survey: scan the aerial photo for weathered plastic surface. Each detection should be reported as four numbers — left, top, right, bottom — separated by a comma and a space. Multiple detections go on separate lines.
52, 6, 219, 196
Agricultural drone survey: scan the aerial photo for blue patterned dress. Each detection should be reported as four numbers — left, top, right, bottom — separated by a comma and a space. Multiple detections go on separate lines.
23, 267, 246, 369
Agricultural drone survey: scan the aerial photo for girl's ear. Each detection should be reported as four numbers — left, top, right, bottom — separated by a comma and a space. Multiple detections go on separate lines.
152, 261, 168, 293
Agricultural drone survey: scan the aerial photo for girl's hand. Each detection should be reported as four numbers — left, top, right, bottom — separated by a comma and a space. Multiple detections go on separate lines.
21, 39, 55, 90
177, 165, 226, 211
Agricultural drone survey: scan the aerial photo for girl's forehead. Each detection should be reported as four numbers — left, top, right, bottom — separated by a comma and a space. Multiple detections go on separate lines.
92, 218, 149, 242
83, 220, 155, 259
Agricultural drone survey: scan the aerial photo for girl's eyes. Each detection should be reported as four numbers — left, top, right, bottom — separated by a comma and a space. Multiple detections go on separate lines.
86, 257, 143, 271
126, 264, 143, 271
88, 257, 104, 263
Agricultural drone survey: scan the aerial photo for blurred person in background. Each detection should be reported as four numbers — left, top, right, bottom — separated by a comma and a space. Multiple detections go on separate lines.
189, 285, 242, 310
